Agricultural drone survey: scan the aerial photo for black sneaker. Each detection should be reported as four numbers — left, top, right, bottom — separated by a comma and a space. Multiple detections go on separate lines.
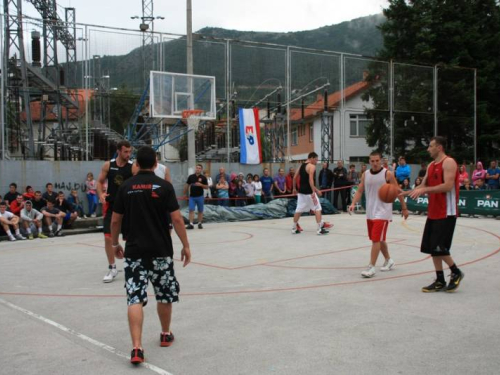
422, 280, 446, 293
160, 332, 175, 347
55, 229, 64, 237
317, 228, 329, 235
185, 224, 194, 230
48, 232, 55, 238
130, 347, 144, 364
198, 223, 203, 229
446, 271, 464, 293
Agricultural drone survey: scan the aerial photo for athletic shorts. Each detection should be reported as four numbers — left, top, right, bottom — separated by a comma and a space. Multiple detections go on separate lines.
421, 216, 457, 257
367, 219, 389, 242
295, 193, 322, 213
188, 196, 204, 213
124, 257, 180, 307
103, 202, 113, 235
63, 211, 72, 221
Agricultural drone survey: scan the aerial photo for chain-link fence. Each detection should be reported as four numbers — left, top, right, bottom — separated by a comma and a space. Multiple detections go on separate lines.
1, 14, 476, 164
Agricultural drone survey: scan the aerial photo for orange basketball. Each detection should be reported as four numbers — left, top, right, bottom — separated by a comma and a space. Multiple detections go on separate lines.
378, 183, 399, 203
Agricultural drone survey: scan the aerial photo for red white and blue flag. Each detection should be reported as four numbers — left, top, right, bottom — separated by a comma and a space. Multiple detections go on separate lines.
239, 108, 262, 164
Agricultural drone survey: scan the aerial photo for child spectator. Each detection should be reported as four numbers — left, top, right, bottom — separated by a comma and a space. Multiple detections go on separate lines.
458, 164, 469, 187
244, 175, 255, 204
252, 174, 263, 204
235, 180, 247, 207
460, 178, 472, 191
204, 170, 213, 199
68, 189, 86, 218
85, 172, 98, 217
216, 175, 229, 207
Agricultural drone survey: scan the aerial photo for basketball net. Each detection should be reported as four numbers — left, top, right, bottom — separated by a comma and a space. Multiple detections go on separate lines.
183, 110, 204, 132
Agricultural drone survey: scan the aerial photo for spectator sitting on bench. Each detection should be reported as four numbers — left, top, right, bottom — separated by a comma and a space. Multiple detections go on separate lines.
41, 198, 65, 237
0, 201, 26, 241
20, 200, 47, 239
55, 191, 78, 228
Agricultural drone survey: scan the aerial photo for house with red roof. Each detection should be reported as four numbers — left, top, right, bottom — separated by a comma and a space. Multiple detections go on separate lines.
286, 79, 373, 162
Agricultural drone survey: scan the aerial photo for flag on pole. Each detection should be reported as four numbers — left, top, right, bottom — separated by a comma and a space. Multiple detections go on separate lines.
239, 108, 262, 164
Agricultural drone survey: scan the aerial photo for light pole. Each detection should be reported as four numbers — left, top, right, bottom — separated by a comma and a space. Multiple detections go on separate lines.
187, 0, 195, 172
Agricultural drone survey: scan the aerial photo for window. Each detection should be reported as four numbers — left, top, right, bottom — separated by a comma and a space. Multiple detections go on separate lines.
350, 114, 371, 137
291, 126, 298, 146
309, 124, 313, 142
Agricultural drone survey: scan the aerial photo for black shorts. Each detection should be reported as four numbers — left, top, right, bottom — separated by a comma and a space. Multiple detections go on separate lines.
421, 216, 457, 257
103, 202, 113, 235
124, 257, 179, 306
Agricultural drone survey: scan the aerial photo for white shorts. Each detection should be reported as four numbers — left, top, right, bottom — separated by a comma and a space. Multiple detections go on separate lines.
296, 193, 322, 213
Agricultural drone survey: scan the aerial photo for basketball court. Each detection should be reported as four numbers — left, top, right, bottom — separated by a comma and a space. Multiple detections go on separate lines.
1, 213, 500, 374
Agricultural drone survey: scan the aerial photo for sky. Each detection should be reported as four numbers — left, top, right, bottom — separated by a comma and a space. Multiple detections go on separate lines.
22, 0, 389, 34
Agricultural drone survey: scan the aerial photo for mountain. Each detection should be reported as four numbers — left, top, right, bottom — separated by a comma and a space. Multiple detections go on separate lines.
81, 14, 385, 100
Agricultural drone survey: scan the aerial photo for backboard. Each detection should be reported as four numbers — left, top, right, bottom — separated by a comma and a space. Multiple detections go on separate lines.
150, 71, 216, 120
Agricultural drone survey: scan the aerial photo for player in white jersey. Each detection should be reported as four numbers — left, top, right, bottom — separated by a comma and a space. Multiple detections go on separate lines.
349, 151, 409, 278
154, 154, 172, 182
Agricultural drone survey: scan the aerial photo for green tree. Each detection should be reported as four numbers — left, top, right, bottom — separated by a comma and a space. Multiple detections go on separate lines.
109, 85, 140, 134
365, 0, 500, 162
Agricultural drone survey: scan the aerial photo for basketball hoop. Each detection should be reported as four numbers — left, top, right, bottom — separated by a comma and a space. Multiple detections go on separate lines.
182, 109, 204, 132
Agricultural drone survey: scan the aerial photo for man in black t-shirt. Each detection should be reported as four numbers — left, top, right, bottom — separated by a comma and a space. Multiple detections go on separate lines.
42, 183, 57, 202
4, 183, 20, 205
183, 164, 208, 229
333, 160, 349, 212
55, 191, 78, 229
111, 146, 191, 365
31, 191, 46, 212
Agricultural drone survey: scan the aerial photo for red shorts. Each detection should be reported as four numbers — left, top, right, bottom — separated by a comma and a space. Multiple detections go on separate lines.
367, 219, 389, 242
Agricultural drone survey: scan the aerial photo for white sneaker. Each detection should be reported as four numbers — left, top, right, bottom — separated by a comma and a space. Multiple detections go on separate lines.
15, 234, 27, 240
103, 267, 118, 283
91, 213, 96, 218
361, 265, 376, 278
8, 235, 16, 241
381, 258, 395, 272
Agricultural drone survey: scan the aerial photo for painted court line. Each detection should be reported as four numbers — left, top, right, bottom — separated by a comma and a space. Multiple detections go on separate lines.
0, 298, 173, 375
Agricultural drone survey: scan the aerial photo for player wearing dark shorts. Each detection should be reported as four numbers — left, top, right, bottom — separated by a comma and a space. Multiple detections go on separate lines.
97, 140, 136, 283
184, 164, 208, 229
405, 136, 464, 293
111, 146, 191, 365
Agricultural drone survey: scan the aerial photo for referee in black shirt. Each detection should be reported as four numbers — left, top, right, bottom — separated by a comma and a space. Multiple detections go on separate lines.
111, 146, 191, 365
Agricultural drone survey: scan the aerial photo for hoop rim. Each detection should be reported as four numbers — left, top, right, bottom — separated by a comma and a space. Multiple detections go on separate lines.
182, 109, 204, 119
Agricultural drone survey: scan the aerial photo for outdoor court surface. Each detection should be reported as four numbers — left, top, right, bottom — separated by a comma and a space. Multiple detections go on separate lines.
1, 213, 500, 375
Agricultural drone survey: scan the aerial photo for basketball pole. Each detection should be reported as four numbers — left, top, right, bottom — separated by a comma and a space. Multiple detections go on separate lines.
186, 0, 195, 173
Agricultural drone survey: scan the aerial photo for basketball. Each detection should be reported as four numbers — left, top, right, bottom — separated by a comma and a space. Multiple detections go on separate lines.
378, 183, 399, 203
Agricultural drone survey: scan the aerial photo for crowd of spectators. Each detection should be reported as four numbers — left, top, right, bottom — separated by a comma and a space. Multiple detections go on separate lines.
0, 177, 100, 241
3, 158, 498, 240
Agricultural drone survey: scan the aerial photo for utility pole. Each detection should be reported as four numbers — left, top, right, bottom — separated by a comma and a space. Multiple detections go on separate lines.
187, 0, 195, 172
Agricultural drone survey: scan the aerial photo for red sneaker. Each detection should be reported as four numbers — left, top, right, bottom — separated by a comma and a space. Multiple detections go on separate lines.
296, 223, 304, 232
130, 348, 144, 364
322, 222, 334, 229
160, 332, 175, 347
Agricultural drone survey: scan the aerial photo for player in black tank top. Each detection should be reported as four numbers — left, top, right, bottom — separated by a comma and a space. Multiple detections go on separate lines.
97, 141, 137, 283
106, 159, 134, 202
299, 162, 315, 195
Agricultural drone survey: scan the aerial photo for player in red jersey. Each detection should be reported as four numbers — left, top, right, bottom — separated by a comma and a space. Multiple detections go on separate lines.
404, 136, 464, 293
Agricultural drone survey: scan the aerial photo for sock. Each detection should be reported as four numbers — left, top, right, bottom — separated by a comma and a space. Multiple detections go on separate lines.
293, 221, 297, 229
109, 264, 116, 269
26, 227, 32, 234
436, 270, 445, 283
38, 227, 42, 234
15, 229, 20, 235
6, 230, 12, 237
317, 221, 323, 230
162, 331, 171, 335
57, 224, 62, 231
449, 263, 460, 275
190, 222, 194, 225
